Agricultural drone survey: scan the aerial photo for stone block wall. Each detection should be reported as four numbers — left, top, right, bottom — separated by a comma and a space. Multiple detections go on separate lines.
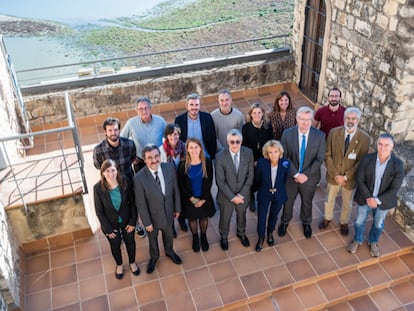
22, 56, 295, 125
293, 0, 414, 143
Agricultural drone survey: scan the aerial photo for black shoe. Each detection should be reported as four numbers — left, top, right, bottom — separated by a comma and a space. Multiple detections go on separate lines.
115, 265, 123, 279
129, 263, 140, 276
167, 253, 182, 265
255, 237, 264, 252
200, 233, 209, 251
192, 234, 200, 252
303, 224, 312, 238
278, 223, 288, 237
179, 218, 188, 232
146, 259, 158, 274
318, 219, 331, 230
267, 232, 274, 246
220, 238, 229, 250
340, 224, 349, 236
237, 234, 250, 247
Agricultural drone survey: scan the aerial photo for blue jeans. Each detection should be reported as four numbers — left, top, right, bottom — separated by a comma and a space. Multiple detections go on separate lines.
354, 204, 388, 244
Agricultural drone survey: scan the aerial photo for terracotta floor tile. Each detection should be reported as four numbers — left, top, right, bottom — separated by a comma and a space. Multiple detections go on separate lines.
209, 259, 237, 283
165, 291, 196, 311
105, 271, 133, 293
160, 274, 188, 297
252, 247, 281, 270
79, 275, 106, 301
318, 276, 349, 301
286, 258, 316, 282
399, 253, 414, 273
53, 302, 81, 311
26, 271, 51, 295
295, 283, 327, 309
52, 283, 80, 309
50, 247, 75, 268
108, 287, 138, 310
134, 279, 163, 305
179, 250, 206, 271
263, 264, 294, 290
75, 238, 101, 261
327, 301, 354, 311
317, 230, 346, 250
329, 247, 359, 269
376, 232, 400, 254
308, 252, 338, 276
51, 264, 77, 287
359, 263, 391, 287
348, 295, 379, 311
185, 266, 214, 290
217, 277, 248, 305
388, 230, 414, 249
390, 280, 414, 304
240, 271, 271, 296
273, 288, 305, 311
296, 235, 325, 257
380, 257, 411, 279
76, 257, 103, 281
370, 288, 403, 310
25, 253, 50, 274
231, 253, 260, 276
276, 241, 304, 263
26, 289, 51, 311
156, 256, 183, 277
140, 299, 167, 311
248, 296, 276, 310
192, 284, 223, 310
339, 270, 370, 294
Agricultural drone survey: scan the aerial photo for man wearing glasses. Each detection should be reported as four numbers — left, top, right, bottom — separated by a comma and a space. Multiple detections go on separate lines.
279, 106, 326, 238
215, 129, 254, 250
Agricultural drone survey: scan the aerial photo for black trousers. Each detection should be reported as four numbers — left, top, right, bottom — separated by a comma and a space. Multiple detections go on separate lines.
106, 226, 136, 265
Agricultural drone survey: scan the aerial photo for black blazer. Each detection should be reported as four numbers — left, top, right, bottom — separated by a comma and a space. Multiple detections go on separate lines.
354, 152, 404, 210
174, 111, 217, 159
94, 181, 137, 234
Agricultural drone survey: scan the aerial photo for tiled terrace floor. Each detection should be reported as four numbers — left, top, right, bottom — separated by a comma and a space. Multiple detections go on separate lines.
21, 83, 414, 310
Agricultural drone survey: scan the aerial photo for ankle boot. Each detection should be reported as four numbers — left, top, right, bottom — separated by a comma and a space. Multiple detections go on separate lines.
200, 233, 209, 251
192, 234, 200, 252
255, 237, 264, 252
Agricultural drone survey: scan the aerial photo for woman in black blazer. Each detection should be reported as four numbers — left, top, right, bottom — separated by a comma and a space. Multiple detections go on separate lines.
94, 159, 139, 279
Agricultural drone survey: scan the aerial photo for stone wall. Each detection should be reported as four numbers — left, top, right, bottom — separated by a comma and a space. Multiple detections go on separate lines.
293, 0, 414, 143
22, 55, 295, 125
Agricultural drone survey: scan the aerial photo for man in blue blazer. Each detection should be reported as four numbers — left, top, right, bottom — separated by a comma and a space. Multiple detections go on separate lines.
215, 129, 254, 250
174, 93, 217, 159
133, 145, 182, 273
347, 133, 404, 257
279, 106, 326, 238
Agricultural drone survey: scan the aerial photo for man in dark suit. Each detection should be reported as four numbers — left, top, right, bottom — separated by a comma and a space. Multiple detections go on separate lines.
215, 129, 254, 250
133, 144, 182, 273
319, 107, 371, 236
279, 106, 326, 238
174, 93, 217, 159
347, 133, 404, 257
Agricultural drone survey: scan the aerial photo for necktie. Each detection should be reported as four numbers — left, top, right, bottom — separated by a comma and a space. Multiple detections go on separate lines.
233, 153, 239, 171
344, 134, 350, 156
154, 171, 161, 187
299, 134, 306, 173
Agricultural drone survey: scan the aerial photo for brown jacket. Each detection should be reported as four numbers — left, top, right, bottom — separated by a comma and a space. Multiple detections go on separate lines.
325, 126, 371, 189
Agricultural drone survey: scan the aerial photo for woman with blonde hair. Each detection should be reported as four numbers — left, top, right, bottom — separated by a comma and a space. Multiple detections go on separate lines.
178, 138, 215, 252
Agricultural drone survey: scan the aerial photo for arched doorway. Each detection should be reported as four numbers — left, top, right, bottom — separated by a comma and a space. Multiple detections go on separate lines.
299, 0, 326, 102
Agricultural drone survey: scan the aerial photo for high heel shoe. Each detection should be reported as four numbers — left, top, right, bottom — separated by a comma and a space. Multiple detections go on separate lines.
130, 263, 140, 276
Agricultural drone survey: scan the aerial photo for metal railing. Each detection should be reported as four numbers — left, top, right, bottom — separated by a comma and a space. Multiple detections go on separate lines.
15, 34, 291, 87
0, 93, 88, 213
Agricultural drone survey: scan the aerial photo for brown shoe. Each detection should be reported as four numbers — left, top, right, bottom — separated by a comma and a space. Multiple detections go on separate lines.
318, 219, 330, 230
340, 224, 349, 236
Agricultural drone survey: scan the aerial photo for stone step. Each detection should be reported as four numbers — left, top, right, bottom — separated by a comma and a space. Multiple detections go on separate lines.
222, 248, 414, 311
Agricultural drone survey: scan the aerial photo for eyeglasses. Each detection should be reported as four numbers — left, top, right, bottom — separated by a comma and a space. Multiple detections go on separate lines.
229, 140, 241, 145
138, 106, 150, 112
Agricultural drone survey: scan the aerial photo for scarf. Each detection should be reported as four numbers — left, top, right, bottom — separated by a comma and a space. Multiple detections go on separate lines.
163, 139, 186, 163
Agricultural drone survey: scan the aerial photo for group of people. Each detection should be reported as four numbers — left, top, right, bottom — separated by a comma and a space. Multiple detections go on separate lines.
92, 87, 404, 279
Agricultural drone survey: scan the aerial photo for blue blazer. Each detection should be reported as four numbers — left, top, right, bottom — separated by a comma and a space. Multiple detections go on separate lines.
255, 157, 290, 208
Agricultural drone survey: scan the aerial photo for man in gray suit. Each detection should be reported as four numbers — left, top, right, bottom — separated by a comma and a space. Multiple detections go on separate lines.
215, 129, 254, 250
279, 106, 326, 238
133, 144, 182, 274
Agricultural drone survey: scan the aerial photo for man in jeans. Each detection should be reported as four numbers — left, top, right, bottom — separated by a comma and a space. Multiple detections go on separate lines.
347, 133, 404, 257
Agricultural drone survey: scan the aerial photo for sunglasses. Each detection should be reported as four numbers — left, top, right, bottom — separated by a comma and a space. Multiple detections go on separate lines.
229, 140, 241, 145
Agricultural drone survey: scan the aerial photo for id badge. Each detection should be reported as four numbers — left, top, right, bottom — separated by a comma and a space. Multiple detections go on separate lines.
348, 152, 357, 160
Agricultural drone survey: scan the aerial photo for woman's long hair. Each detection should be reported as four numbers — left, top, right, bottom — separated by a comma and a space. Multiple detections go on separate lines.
100, 159, 125, 191
184, 138, 208, 178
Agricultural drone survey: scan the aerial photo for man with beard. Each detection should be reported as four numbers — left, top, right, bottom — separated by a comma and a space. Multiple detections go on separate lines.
93, 117, 147, 237
175, 93, 217, 159
319, 107, 371, 236
313, 87, 346, 139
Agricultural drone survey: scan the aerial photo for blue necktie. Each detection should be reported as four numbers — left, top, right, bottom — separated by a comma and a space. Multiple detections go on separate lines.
299, 134, 306, 173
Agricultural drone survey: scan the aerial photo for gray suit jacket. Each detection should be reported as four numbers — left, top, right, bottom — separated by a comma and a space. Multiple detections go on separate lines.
281, 126, 326, 184
215, 146, 254, 204
133, 162, 181, 229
